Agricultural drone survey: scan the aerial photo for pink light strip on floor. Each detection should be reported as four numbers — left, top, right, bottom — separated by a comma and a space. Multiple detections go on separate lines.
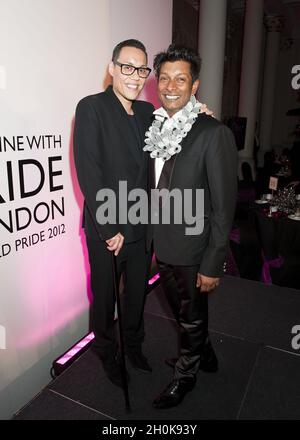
57, 332, 95, 365
56, 273, 160, 366
148, 273, 160, 285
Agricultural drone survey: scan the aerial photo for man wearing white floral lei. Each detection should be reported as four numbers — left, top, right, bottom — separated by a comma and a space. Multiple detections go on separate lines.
145, 44, 238, 409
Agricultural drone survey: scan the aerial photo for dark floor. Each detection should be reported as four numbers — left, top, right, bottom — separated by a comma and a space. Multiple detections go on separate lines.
13, 276, 300, 420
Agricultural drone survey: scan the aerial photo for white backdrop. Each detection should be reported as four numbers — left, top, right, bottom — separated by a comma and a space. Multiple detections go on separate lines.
0, 0, 172, 419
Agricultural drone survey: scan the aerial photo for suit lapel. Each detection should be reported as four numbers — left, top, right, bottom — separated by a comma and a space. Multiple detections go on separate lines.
104, 86, 142, 168
148, 157, 156, 190
132, 106, 146, 139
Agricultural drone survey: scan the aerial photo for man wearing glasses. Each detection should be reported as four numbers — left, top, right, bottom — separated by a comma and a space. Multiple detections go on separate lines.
73, 40, 153, 388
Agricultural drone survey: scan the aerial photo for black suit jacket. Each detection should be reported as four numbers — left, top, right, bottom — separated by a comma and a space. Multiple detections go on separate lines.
73, 85, 154, 242
147, 113, 238, 277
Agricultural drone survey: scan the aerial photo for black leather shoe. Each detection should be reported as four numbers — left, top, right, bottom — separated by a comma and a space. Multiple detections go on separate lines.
152, 378, 196, 409
126, 347, 152, 373
165, 344, 218, 373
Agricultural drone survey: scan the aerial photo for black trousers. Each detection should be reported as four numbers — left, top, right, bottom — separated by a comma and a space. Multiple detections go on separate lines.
156, 258, 209, 380
86, 237, 151, 360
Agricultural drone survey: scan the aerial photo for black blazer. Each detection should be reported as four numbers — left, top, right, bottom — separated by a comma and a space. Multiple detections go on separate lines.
147, 113, 238, 277
74, 85, 154, 242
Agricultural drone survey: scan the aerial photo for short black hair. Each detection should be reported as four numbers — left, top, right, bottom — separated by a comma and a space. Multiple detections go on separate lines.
112, 39, 148, 63
153, 44, 201, 83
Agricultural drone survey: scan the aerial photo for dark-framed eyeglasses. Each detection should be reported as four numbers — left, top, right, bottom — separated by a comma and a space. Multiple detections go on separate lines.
115, 61, 151, 78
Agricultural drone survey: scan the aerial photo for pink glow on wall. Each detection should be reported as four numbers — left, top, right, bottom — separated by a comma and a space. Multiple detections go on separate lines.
17, 301, 87, 349
141, 76, 161, 109
14, 235, 89, 349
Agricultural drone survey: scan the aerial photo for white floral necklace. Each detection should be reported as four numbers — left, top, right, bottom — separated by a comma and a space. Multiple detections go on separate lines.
143, 95, 207, 161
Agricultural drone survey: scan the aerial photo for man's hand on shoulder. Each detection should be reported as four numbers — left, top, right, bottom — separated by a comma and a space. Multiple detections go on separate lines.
199, 102, 214, 117
106, 232, 124, 256
196, 273, 220, 292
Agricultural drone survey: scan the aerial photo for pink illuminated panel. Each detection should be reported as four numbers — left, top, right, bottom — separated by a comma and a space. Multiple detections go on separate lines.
57, 332, 94, 365
148, 273, 160, 285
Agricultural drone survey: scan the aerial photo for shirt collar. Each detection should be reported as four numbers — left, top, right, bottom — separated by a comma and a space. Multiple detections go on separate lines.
153, 106, 183, 122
